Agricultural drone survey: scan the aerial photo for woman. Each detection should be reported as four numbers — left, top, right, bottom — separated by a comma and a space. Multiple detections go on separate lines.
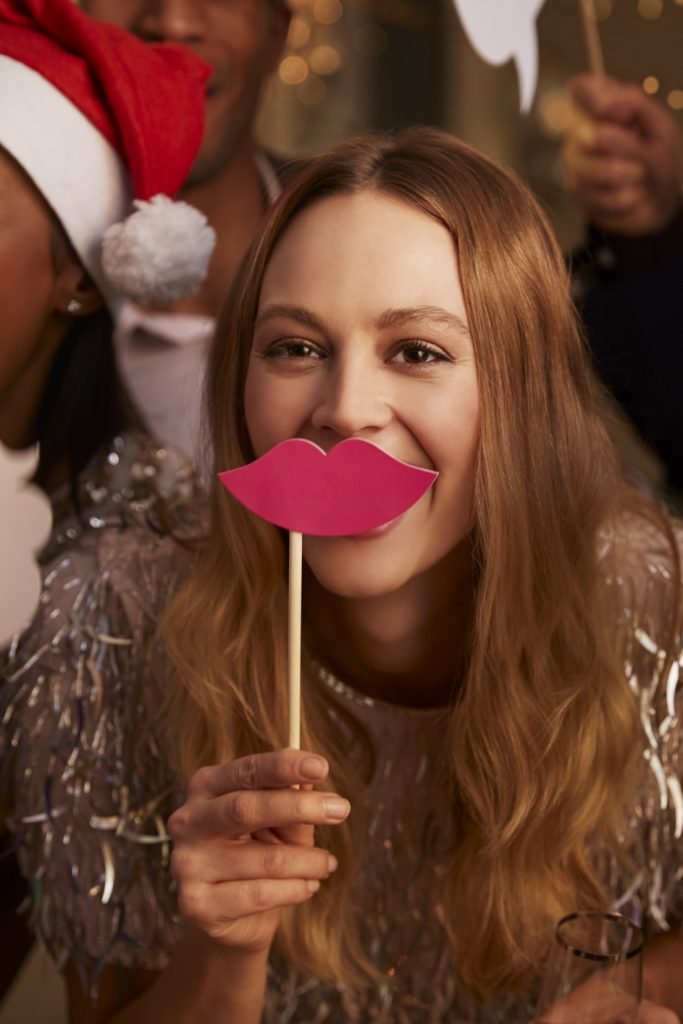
0, 0, 214, 493
164, 128, 683, 1021
7, 129, 683, 1020
0, 0, 211, 1009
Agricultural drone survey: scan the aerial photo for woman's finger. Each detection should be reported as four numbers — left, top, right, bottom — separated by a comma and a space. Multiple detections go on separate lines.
169, 788, 350, 840
170, 838, 337, 885
177, 876, 323, 927
187, 749, 329, 799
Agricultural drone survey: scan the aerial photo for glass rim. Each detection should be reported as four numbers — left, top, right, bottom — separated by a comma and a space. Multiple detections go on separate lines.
555, 911, 644, 963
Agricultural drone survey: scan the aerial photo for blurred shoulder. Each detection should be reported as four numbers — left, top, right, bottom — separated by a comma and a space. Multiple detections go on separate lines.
45, 429, 203, 549
601, 505, 682, 660
603, 506, 682, 586
9, 430, 206, 667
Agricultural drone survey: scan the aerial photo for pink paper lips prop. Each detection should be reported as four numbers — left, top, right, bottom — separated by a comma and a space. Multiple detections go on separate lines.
218, 438, 438, 536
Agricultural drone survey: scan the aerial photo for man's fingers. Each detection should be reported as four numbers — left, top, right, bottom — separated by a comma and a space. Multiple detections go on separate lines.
570, 153, 645, 190
566, 111, 649, 162
567, 186, 644, 228
567, 73, 613, 117
600, 83, 658, 126
568, 74, 676, 146
568, 74, 651, 124
187, 749, 329, 799
578, 183, 643, 216
581, 121, 647, 161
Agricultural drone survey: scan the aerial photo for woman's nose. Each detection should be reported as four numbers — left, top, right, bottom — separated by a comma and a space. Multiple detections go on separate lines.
134, 0, 205, 44
310, 361, 392, 439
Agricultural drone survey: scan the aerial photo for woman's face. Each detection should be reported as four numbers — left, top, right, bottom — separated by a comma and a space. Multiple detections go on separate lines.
0, 149, 63, 399
245, 190, 480, 600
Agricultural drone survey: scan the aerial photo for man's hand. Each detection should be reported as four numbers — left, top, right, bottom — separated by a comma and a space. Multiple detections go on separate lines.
562, 74, 683, 236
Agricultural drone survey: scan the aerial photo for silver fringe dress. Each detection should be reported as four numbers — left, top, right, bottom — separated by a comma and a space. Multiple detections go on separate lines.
2, 433, 682, 1022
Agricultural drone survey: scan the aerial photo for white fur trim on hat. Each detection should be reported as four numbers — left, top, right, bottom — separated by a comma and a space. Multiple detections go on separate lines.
0, 56, 130, 313
102, 195, 216, 306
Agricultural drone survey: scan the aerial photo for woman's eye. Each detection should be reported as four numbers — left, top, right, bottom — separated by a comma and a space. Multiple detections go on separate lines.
265, 339, 324, 360
391, 341, 450, 365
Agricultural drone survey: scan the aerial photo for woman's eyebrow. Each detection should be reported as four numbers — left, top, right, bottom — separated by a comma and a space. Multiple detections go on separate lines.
375, 306, 470, 337
254, 303, 471, 338
254, 304, 326, 332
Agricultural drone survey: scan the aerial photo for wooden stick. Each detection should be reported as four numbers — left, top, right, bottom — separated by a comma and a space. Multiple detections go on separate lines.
579, 0, 605, 77
288, 530, 303, 749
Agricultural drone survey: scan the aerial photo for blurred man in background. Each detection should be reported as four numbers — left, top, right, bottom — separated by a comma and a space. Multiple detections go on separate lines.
564, 74, 683, 499
82, 0, 291, 460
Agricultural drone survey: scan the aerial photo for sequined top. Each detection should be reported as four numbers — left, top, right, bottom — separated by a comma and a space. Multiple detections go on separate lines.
1, 432, 200, 973
2, 461, 683, 1021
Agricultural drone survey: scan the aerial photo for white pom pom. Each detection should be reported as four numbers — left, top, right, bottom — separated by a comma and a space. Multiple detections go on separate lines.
101, 195, 216, 305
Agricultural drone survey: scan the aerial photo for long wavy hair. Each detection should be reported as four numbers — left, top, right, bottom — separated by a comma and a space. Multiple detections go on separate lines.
163, 127, 679, 998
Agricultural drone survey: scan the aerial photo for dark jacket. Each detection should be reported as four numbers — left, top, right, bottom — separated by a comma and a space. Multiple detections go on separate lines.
571, 212, 683, 496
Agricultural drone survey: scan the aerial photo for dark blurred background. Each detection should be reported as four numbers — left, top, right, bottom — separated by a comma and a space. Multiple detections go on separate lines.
257, 0, 683, 251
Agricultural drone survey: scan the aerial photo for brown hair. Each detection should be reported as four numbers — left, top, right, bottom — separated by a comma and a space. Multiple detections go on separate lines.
163, 128, 678, 998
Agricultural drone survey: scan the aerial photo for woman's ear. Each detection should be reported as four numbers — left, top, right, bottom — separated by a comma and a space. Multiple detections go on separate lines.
54, 258, 104, 318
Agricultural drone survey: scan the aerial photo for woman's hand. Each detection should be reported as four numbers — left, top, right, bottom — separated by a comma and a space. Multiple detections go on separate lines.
167, 749, 348, 955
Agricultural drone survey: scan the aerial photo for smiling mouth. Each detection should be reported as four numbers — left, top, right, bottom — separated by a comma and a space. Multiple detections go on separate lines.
349, 513, 405, 540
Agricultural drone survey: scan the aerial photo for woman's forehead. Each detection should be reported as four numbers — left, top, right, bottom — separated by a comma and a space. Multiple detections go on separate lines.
259, 191, 461, 307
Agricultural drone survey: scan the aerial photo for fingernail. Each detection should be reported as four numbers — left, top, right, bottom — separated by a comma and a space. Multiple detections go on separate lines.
577, 121, 596, 145
307, 879, 321, 893
324, 797, 350, 821
327, 854, 338, 873
300, 756, 328, 780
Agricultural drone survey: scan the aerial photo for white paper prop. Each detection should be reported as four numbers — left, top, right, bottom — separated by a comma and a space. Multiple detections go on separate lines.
451, 0, 547, 112
0, 443, 52, 647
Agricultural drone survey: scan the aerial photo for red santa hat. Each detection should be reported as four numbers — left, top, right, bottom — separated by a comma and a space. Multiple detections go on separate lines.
0, 0, 216, 311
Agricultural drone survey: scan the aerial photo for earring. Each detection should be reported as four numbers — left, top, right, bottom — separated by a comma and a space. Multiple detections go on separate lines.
67, 299, 82, 314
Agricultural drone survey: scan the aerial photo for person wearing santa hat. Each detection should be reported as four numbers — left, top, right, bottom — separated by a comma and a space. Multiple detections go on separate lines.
0, 0, 213, 1012
0, 0, 217, 490
82, 0, 292, 463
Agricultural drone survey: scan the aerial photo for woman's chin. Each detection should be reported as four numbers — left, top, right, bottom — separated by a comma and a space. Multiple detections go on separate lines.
311, 577, 405, 601
305, 553, 412, 602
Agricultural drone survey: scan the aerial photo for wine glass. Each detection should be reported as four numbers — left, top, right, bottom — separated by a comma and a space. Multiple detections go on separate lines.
536, 911, 643, 1024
